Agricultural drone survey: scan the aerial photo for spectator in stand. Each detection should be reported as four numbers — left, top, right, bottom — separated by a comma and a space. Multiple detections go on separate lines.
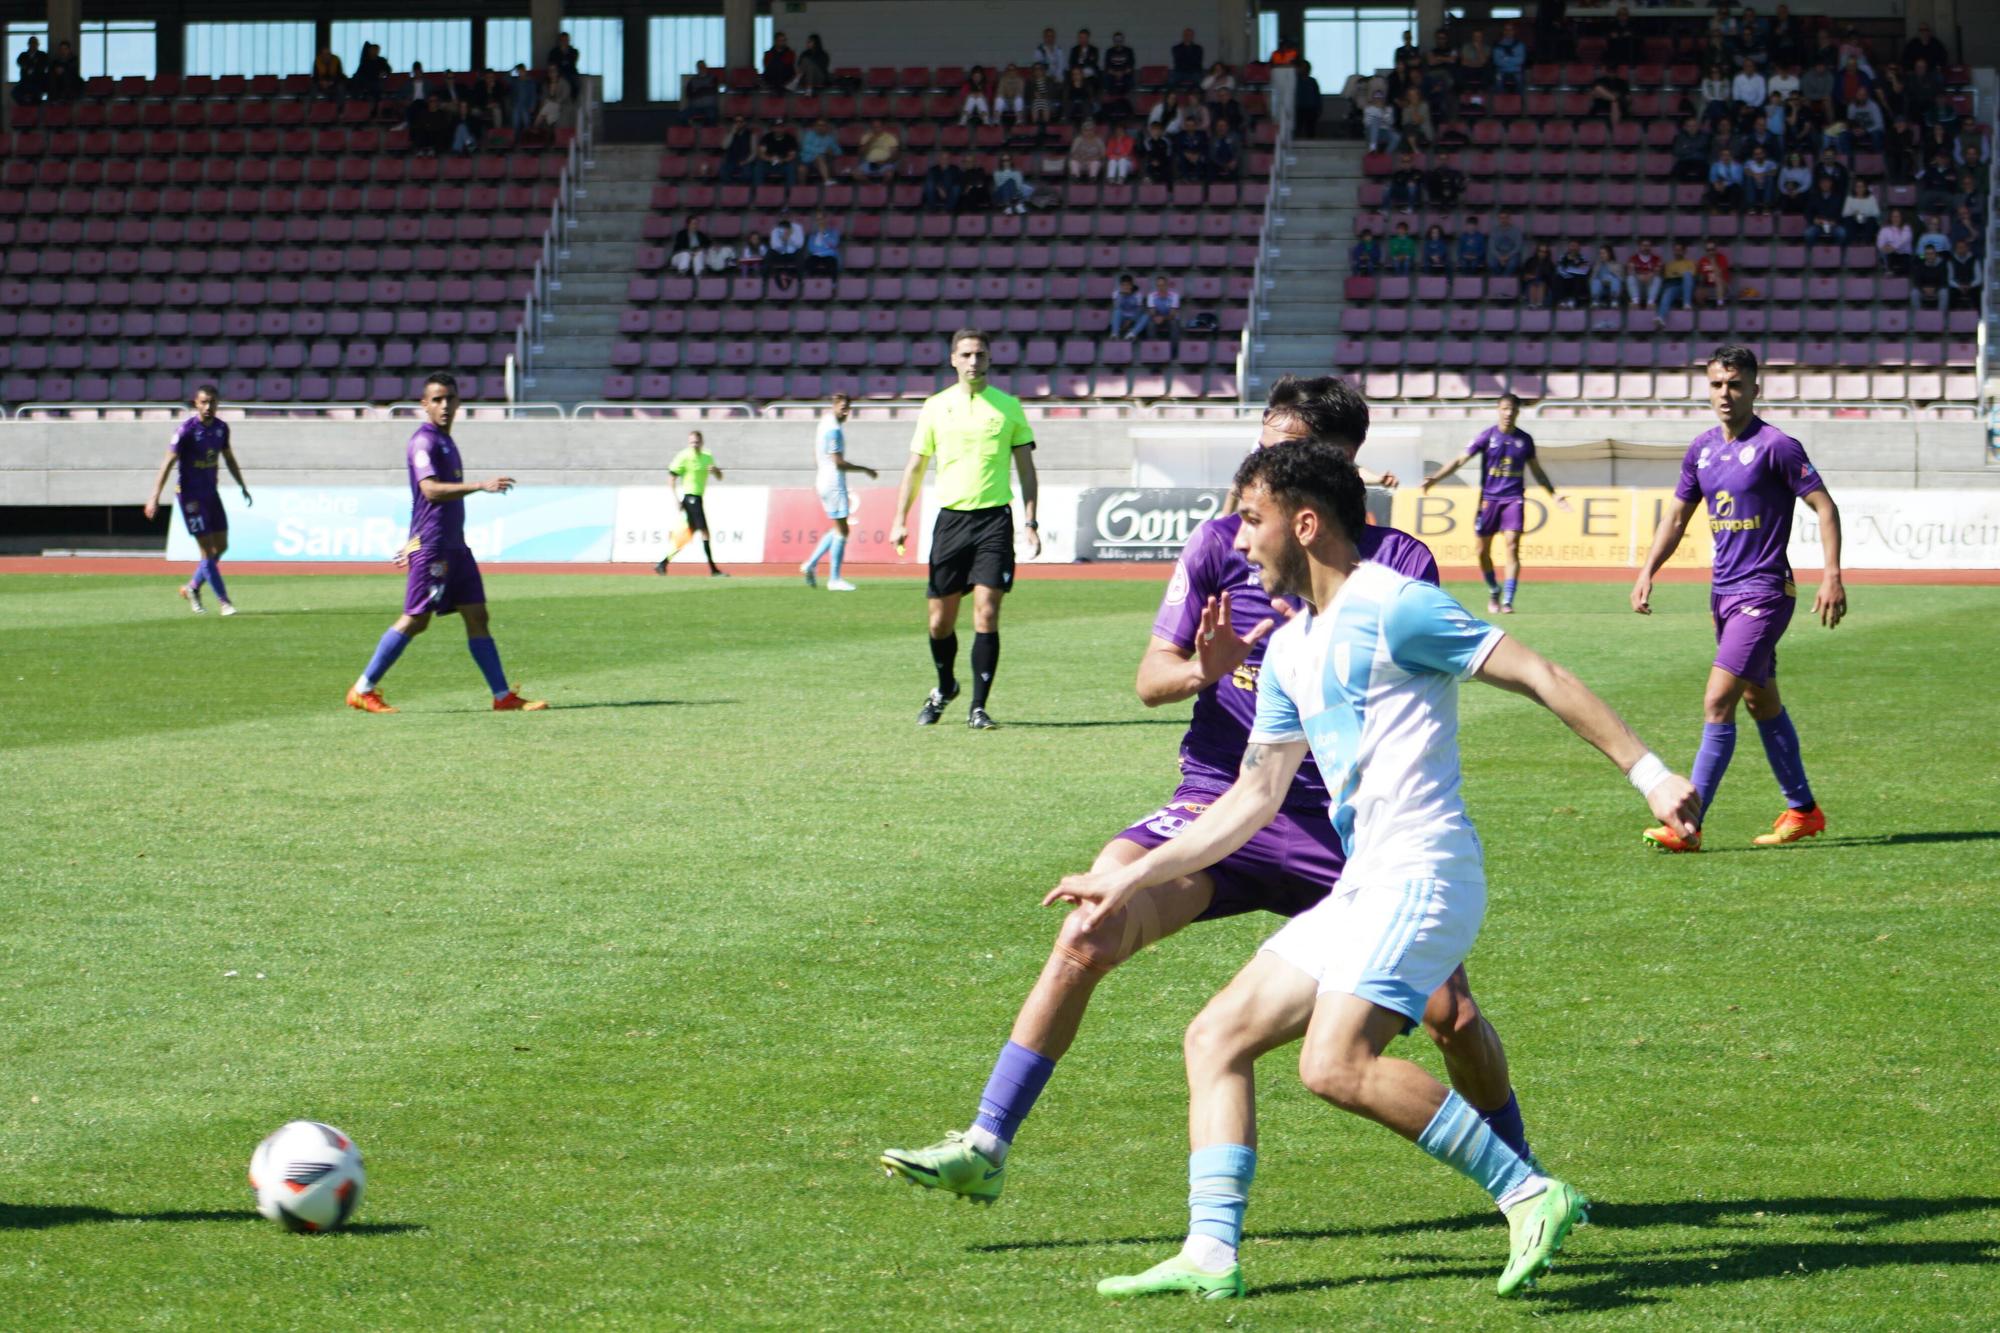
1946, 238, 1982, 309
1062, 67, 1098, 125
510, 64, 544, 132
1846, 92, 1884, 148
1521, 242, 1557, 308
1765, 61, 1801, 109
1489, 211, 1525, 275
45, 39, 80, 101
1104, 121, 1136, 182
1834, 53, 1873, 110
1904, 22, 1950, 72
1554, 242, 1592, 308
993, 65, 1026, 125
1351, 229, 1383, 275
1110, 274, 1148, 339
347, 42, 388, 114
1625, 239, 1663, 308
1912, 243, 1948, 312
1207, 85, 1247, 136
1957, 172, 1987, 223
404, 63, 437, 125
1069, 29, 1102, 83
1161, 90, 1208, 135
1418, 53, 1456, 121
1174, 123, 1212, 181
1588, 244, 1624, 307
1394, 29, 1423, 69
768, 214, 806, 282
1491, 22, 1526, 94
1457, 29, 1492, 93
1145, 276, 1181, 349
1099, 45, 1137, 122
546, 32, 581, 99
1397, 87, 1433, 152
737, 232, 766, 275
1694, 238, 1732, 306
1913, 150, 1958, 214
1209, 124, 1243, 181
1800, 57, 1835, 122
1455, 216, 1488, 273
1025, 63, 1059, 134
1948, 202, 1983, 255
719, 116, 757, 182
13, 35, 48, 106
1364, 89, 1399, 154
1032, 28, 1067, 81
313, 46, 347, 102
669, 215, 711, 275
1777, 149, 1814, 209
804, 211, 842, 277
1768, 4, 1804, 67
1732, 56, 1767, 116
1908, 58, 1945, 126
409, 95, 451, 155
1387, 150, 1425, 210
800, 116, 840, 184
1916, 213, 1951, 262
1802, 175, 1847, 241
1708, 147, 1745, 210
1201, 62, 1236, 98
1604, 3, 1640, 67
1068, 118, 1107, 178
1139, 123, 1174, 184
856, 118, 901, 178
466, 70, 510, 135
1170, 28, 1205, 90
922, 151, 963, 212
1876, 207, 1913, 273
761, 31, 797, 91
1743, 144, 1778, 213
960, 156, 994, 210
1657, 242, 1697, 322
1269, 34, 1302, 66
754, 116, 801, 186
1387, 221, 1418, 274
1670, 117, 1712, 182
1875, 62, 1912, 123
533, 65, 571, 133
1427, 151, 1466, 207
1699, 64, 1734, 127
1590, 69, 1631, 129
1291, 59, 1323, 138
992, 152, 1032, 212
1420, 224, 1452, 275
792, 35, 832, 92
1842, 179, 1881, 243
959, 66, 994, 125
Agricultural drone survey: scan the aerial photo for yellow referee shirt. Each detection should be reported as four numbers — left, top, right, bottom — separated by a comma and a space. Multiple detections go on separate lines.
910, 385, 1035, 511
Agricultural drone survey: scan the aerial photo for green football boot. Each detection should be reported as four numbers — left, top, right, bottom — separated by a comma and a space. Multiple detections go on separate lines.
1096, 1254, 1244, 1301
1498, 1179, 1589, 1296
878, 1131, 1004, 1203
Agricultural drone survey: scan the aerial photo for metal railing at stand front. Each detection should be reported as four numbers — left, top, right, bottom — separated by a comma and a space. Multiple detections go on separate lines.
386, 402, 568, 420
571, 402, 759, 420
1240, 66, 1298, 404
9, 402, 392, 421
519, 76, 598, 388
1980, 66, 1998, 451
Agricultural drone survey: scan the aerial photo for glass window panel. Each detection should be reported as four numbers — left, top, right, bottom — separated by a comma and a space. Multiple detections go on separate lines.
559, 17, 623, 103
755, 15, 774, 60
331, 20, 472, 77
487, 18, 531, 75
1258, 12, 1279, 59
647, 15, 726, 102
7, 22, 47, 81
183, 22, 316, 79
93, 24, 159, 81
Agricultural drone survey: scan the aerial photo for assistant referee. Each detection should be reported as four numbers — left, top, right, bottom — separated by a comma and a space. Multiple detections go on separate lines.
889, 328, 1041, 730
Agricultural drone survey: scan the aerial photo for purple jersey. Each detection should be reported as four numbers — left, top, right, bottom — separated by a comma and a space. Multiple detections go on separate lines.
1465, 425, 1536, 500
407, 422, 467, 552
1675, 416, 1824, 597
171, 416, 230, 501
1151, 515, 1440, 810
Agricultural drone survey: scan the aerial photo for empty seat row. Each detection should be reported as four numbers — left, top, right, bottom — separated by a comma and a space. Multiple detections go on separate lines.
625, 271, 1251, 306
615, 301, 1246, 338
3, 246, 538, 284
1334, 336, 1978, 370
1, 372, 511, 405
650, 179, 1266, 213
0, 306, 510, 339
0, 274, 530, 309
598, 368, 1240, 403
1338, 303, 1978, 339
610, 336, 1234, 370
699, 65, 1270, 96
1, 146, 564, 182
0, 338, 512, 373
1352, 368, 1979, 404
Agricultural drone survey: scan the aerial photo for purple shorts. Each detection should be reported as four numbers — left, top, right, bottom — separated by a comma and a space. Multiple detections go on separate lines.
1115, 781, 1342, 921
404, 546, 486, 617
178, 493, 227, 537
1711, 589, 1795, 685
1474, 497, 1525, 536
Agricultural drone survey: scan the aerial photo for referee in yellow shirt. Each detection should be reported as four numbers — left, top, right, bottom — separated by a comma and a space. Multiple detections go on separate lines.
890, 329, 1041, 729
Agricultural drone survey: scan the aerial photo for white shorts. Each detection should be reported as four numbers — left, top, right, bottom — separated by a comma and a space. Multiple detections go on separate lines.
818, 483, 850, 520
1259, 876, 1485, 1023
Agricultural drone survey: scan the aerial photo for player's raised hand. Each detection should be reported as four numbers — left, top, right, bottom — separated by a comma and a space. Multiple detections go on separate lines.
1814, 574, 1846, 629
1042, 869, 1137, 932
1195, 591, 1273, 684
1630, 575, 1653, 615
1646, 773, 1703, 841
483, 475, 516, 494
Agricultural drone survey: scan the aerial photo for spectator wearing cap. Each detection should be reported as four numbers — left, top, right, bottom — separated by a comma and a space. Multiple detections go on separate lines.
753, 116, 801, 186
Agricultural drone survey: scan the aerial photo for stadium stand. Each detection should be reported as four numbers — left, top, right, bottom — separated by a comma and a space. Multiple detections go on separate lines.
0, 74, 576, 410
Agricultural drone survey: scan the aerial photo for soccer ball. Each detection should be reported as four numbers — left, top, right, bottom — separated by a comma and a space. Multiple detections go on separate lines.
249, 1120, 365, 1232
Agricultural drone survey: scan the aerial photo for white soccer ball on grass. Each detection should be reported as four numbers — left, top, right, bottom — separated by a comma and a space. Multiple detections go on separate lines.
249, 1120, 365, 1232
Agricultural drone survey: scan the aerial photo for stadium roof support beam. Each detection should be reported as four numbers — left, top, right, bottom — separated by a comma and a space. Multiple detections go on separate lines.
46, 0, 81, 61
724, 0, 755, 75
531, 0, 563, 85
1415, 0, 1445, 46
1215, 0, 1250, 65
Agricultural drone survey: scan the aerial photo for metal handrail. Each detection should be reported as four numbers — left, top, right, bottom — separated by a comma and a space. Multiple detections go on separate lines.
7, 401, 388, 420
1240, 65, 1297, 403
1979, 66, 1998, 434
572, 401, 759, 419
1528, 399, 1918, 418
518, 76, 597, 385
384, 401, 567, 419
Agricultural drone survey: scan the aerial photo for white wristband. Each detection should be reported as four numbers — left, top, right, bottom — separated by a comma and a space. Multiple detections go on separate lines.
1627, 752, 1670, 797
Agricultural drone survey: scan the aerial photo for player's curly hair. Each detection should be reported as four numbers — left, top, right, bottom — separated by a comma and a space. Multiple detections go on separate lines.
1263, 374, 1369, 451
1233, 438, 1366, 542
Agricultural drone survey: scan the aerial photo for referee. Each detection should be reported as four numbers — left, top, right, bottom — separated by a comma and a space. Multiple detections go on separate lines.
890, 329, 1041, 729
659, 429, 728, 577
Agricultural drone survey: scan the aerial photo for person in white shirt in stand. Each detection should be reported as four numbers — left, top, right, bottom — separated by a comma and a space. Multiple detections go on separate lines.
1032, 28, 1067, 81
768, 213, 806, 285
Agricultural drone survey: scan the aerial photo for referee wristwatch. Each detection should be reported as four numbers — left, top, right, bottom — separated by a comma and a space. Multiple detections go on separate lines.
1024, 520, 1039, 530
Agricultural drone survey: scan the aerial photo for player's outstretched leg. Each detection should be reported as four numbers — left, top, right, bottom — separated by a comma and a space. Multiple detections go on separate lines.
1423, 968, 1534, 1162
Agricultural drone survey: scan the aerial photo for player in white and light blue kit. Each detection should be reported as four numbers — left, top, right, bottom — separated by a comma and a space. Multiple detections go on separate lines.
1050, 438, 1701, 1302
799, 393, 878, 591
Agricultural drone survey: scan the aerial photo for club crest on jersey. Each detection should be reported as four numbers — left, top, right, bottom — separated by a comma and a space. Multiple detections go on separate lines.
1696, 446, 1713, 469
1737, 445, 1756, 465
414, 450, 431, 469
1165, 561, 1190, 606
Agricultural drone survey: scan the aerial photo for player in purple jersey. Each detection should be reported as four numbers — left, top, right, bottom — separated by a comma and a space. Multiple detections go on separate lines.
1420, 394, 1567, 613
345, 373, 548, 714
1632, 345, 1845, 851
881, 376, 1536, 1204
144, 385, 251, 616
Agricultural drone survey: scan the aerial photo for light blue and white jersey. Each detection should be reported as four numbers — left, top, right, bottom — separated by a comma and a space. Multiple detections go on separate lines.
814, 413, 846, 492
1248, 560, 1505, 887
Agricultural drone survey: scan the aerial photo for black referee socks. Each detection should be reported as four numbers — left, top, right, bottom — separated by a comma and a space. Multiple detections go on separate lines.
970, 631, 1000, 709
930, 632, 959, 696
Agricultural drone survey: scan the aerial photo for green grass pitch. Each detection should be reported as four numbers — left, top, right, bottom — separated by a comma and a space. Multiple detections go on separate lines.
2, 570, 1998, 1329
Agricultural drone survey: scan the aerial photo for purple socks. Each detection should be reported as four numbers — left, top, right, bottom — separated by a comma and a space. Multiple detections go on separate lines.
468, 636, 509, 698
361, 629, 411, 688
1480, 1091, 1531, 1160
1691, 721, 1737, 820
972, 1041, 1057, 1146
203, 558, 229, 602
1756, 710, 1814, 809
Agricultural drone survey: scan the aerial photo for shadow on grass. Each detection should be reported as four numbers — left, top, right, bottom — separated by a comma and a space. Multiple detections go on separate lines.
1002, 718, 1189, 729
430, 698, 739, 715
983, 1195, 2000, 1311
1814, 830, 2000, 849
0, 1202, 424, 1234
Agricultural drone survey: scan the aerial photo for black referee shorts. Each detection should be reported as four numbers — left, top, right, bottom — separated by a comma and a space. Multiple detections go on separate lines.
680, 493, 710, 533
927, 505, 1015, 598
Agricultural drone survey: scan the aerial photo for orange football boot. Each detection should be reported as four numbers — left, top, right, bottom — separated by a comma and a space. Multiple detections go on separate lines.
346, 687, 396, 713
493, 689, 548, 711
1752, 805, 1825, 846
1642, 823, 1702, 853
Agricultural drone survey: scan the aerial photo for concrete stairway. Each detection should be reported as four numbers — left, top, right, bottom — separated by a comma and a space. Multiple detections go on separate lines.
1244, 140, 1366, 401
522, 143, 655, 408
